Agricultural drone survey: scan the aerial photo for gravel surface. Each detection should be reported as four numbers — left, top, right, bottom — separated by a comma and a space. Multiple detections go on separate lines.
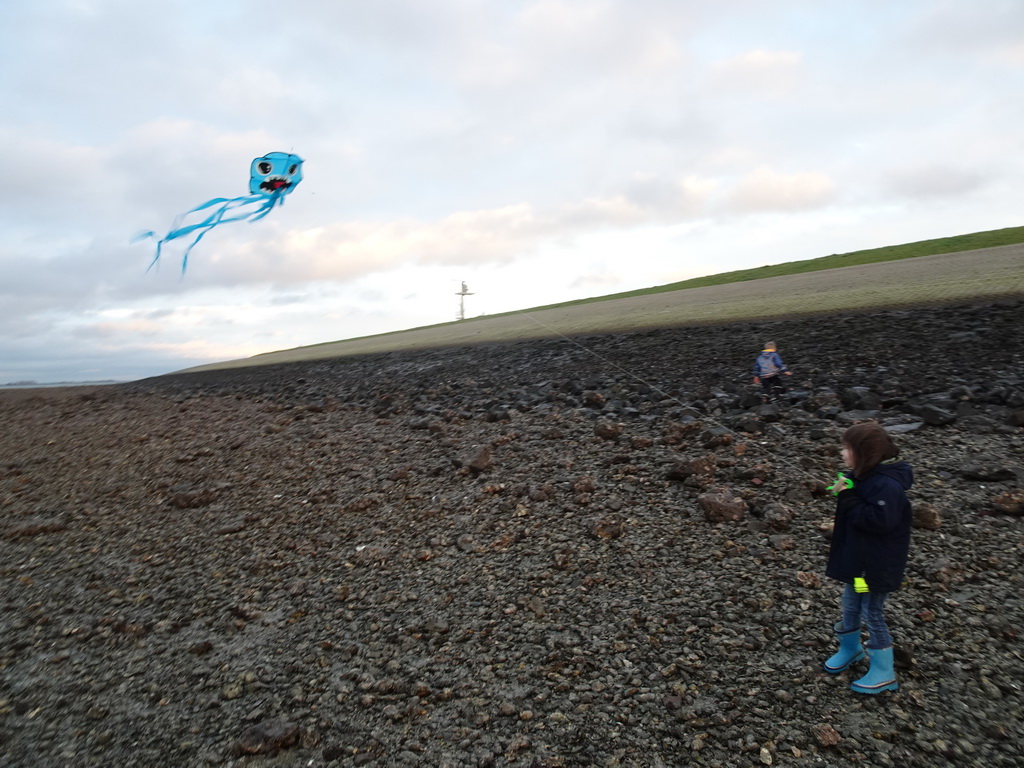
2, 299, 1023, 767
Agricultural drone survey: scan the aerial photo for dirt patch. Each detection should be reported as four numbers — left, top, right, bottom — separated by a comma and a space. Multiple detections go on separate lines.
0, 385, 113, 404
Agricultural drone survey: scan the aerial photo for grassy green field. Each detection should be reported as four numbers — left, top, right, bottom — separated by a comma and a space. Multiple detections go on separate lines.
179, 227, 1024, 373
493, 224, 1024, 311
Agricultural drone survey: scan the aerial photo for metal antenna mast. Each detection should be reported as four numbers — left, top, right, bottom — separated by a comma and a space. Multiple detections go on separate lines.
455, 281, 474, 321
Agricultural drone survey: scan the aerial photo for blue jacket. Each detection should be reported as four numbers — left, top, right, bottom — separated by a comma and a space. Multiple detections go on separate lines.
825, 461, 913, 593
752, 351, 787, 377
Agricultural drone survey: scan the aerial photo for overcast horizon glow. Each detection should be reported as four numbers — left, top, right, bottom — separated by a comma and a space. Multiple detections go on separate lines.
2, 0, 1022, 382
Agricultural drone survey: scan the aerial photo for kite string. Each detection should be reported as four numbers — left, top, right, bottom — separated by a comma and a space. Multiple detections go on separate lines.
521, 312, 829, 488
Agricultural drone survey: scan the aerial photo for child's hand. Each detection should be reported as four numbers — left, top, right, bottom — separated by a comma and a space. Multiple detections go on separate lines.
826, 473, 854, 495
753, 377, 760, 384
784, 371, 792, 376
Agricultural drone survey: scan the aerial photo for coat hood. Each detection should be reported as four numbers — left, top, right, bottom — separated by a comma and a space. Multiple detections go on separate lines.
867, 460, 914, 491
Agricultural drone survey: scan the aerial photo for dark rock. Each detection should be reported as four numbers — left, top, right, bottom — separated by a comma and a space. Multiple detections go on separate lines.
917, 404, 957, 425
926, 559, 963, 586
733, 415, 763, 433
214, 518, 247, 535
836, 409, 881, 424
842, 387, 882, 410
701, 426, 733, 449
235, 719, 300, 755
762, 502, 794, 530
883, 420, 925, 434
738, 391, 763, 409
665, 456, 716, 482
893, 644, 916, 670
483, 406, 511, 422
752, 403, 781, 422
961, 460, 1016, 482
167, 488, 218, 508
464, 444, 493, 473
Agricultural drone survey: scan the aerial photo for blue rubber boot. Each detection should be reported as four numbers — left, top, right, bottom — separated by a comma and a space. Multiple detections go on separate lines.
823, 622, 865, 674
851, 646, 898, 694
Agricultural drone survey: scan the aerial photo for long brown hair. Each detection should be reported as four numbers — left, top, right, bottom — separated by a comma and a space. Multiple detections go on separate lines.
842, 422, 899, 477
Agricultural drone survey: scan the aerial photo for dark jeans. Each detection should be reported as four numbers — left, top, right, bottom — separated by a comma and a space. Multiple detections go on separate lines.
760, 374, 785, 398
840, 583, 893, 649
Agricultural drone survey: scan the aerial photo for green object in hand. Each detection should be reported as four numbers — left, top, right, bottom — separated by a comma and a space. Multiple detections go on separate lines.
854, 577, 869, 593
827, 473, 854, 495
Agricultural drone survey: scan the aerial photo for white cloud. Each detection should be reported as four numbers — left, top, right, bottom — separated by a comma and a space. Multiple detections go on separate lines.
712, 49, 803, 97
0, 130, 111, 226
883, 166, 987, 200
728, 167, 835, 213
154, 175, 727, 290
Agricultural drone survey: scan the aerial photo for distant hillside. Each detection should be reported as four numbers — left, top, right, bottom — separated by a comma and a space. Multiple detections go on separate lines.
509, 224, 1024, 311
177, 236, 1024, 373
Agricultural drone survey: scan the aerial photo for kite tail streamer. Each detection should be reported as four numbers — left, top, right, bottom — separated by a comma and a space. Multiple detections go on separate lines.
140, 191, 285, 274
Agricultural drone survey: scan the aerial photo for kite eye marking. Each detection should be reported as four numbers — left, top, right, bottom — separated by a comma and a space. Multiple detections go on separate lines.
258, 161, 273, 175
288, 164, 298, 175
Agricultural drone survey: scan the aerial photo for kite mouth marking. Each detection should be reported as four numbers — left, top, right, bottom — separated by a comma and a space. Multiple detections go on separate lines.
260, 177, 293, 192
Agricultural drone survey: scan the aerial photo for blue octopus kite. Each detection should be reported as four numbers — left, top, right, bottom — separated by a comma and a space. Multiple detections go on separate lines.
138, 152, 304, 274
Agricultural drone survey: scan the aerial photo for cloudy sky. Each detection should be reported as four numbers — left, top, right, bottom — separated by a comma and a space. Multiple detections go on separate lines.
2, 0, 1022, 383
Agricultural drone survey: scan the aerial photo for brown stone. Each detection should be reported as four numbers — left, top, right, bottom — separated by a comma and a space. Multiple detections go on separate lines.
812, 723, 841, 747
594, 420, 624, 440
927, 558, 962, 586
666, 456, 716, 482
589, 517, 626, 540
665, 420, 704, 446
796, 571, 821, 589
698, 489, 747, 522
912, 502, 942, 530
992, 490, 1024, 516
573, 476, 597, 493
738, 463, 774, 482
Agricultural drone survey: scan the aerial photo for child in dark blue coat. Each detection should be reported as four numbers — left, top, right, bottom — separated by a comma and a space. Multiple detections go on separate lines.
823, 422, 913, 694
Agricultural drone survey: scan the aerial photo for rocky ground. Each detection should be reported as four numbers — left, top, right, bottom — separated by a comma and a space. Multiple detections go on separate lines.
1, 299, 1023, 768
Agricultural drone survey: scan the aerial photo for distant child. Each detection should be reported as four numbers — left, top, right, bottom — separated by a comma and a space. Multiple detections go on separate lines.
823, 422, 913, 694
752, 341, 791, 400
